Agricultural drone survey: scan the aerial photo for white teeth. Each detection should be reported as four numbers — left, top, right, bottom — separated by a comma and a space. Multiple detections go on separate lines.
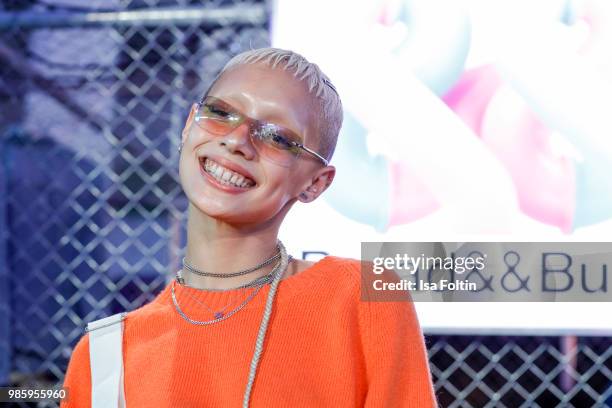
201, 158, 255, 188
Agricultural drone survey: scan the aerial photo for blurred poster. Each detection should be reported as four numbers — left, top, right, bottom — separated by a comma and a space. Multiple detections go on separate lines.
274, 0, 612, 334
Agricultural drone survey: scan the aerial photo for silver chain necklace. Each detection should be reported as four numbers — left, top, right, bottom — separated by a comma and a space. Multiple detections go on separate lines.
182, 244, 281, 278
171, 259, 281, 325
175, 255, 293, 291
171, 239, 289, 408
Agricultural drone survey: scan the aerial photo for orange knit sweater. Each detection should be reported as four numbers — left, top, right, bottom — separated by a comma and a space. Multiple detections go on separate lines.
61, 256, 437, 407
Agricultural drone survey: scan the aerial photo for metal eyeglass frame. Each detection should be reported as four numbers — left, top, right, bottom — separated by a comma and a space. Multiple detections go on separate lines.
194, 97, 329, 166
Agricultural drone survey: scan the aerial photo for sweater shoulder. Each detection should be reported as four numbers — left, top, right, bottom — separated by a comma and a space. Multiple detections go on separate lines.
305, 256, 364, 305
320, 255, 362, 286
60, 331, 91, 407
122, 285, 173, 333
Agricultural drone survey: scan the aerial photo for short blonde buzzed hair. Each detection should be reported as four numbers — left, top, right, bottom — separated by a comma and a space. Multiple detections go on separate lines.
207, 47, 343, 163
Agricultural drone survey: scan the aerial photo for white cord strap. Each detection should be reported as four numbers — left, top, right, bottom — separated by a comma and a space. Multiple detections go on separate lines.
87, 312, 127, 408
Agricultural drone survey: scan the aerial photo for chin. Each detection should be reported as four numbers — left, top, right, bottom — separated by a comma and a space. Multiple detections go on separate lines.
190, 199, 289, 229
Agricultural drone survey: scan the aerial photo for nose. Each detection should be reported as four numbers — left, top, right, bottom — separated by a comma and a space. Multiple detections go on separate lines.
219, 122, 257, 160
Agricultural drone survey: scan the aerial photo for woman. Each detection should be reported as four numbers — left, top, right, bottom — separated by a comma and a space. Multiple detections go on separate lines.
61, 47, 437, 407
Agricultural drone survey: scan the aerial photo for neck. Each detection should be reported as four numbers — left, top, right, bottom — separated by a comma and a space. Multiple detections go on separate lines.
182, 203, 288, 290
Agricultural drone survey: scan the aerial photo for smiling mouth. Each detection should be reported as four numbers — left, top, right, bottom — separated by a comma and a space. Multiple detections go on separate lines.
199, 157, 256, 189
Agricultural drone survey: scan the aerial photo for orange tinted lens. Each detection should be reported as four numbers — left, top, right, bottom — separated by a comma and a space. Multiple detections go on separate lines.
252, 124, 302, 166
198, 117, 233, 135
196, 97, 304, 166
196, 98, 240, 135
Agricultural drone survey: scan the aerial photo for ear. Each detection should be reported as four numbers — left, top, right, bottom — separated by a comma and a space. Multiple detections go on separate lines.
181, 103, 198, 144
298, 165, 336, 203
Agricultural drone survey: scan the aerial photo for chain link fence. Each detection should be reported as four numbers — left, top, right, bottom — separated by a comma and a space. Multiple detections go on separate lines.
0, 1, 611, 407
428, 335, 612, 407
0, 1, 269, 406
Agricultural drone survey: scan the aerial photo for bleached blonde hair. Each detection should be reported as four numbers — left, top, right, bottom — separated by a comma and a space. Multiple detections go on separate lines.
207, 47, 343, 162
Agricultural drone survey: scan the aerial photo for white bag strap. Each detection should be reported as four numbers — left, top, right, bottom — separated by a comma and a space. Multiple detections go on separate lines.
86, 312, 128, 408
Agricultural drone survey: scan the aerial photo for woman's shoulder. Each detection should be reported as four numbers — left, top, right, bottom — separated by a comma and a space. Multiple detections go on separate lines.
307, 256, 416, 321
122, 285, 174, 332
74, 289, 170, 344
291, 255, 364, 301
315, 255, 362, 277
294, 255, 363, 289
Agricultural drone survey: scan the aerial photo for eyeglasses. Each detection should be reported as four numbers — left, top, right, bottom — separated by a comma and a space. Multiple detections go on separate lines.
193, 96, 329, 167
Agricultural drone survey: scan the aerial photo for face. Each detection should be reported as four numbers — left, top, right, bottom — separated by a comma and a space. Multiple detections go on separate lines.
179, 63, 335, 226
